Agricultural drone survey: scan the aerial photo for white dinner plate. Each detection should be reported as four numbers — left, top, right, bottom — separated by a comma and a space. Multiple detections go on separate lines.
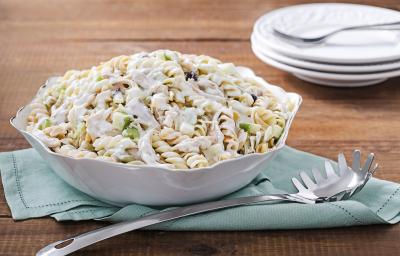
293, 74, 386, 87
254, 3, 400, 64
251, 32, 400, 73
251, 43, 400, 87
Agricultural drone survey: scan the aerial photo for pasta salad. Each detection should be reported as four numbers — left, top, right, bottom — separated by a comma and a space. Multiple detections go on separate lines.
26, 50, 292, 169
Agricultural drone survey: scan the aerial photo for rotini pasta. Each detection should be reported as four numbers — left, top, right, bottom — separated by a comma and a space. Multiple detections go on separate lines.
26, 50, 291, 169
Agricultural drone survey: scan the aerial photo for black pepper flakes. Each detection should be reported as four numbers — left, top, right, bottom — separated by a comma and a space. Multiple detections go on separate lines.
184, 71, 198, 81
251, 93, 258, 102
112, 88, 121, 97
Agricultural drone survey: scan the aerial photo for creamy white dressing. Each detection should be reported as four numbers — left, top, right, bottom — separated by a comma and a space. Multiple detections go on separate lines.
32, 129, 61, 148
95, 91, 112, 109
192, 83, 225, 103
50, 102, 69, 125
138, 128, 159, 164
35, 115, 49, 129
90, 79, 109, 93
238, 115, 253, 125
67, 105, 87, 126
86, 109, 113, 138
126, 87, 147, 102
162, 108, 179, 128
172, 136, 213, 153
26, 50, 288, 168
210, 110, 225, 145
125, 98, 159, 129
181, 108, 202, 125
179, 123, 195, 136
151, 93, 169, 111
110, 138, 136, 161
74, 93, 95, 106
228, 99, 252, 115
129, 70, 156, 89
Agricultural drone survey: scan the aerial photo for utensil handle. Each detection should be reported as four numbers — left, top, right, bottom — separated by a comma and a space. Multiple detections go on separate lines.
36, 194, 303, 256
343, 21, 400, 30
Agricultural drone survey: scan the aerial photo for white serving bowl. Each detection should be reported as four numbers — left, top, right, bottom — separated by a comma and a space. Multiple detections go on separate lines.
11, 67, 302, 206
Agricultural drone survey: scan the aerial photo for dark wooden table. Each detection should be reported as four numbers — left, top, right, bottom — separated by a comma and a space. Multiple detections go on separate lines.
1, 0, 399, 255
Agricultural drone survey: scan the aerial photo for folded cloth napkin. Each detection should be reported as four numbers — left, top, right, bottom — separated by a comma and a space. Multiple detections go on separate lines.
1, 146, 399, 230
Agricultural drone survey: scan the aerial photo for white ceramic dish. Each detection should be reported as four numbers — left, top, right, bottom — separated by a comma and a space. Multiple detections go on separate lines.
254, 3, 400, 64
251, 42, 398, 87
293, 74, 387, 87
252, 32, 400, 73
11, 67, 302, 206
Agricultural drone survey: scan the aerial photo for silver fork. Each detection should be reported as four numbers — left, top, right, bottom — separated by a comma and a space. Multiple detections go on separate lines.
272, 21, 400, 45
37, 150, 378, 256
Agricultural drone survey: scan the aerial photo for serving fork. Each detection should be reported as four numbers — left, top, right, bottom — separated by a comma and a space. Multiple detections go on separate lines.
37, 150, 377, 256
272, 21, 400, 45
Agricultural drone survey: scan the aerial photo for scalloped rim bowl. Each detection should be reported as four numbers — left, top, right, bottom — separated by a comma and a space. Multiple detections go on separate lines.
11, 67, 302, 206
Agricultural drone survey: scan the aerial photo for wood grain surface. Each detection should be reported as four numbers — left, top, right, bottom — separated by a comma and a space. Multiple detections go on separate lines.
0, 0, 399, 255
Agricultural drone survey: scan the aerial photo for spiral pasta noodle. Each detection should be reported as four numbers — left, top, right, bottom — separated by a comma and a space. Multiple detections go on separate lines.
26, 49, 292, 169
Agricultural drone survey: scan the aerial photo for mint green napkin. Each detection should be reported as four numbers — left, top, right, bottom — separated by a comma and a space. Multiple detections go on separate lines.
0, 146, 399, 230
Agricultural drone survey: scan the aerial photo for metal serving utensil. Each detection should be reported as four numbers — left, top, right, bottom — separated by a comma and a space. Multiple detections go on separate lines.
37, 150, 377, 256
272, 21, 400, 45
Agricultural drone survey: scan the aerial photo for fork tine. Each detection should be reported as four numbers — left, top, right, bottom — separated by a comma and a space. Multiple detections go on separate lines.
300, 171, 316, 189
292, 177, 306, 192
312, 167, 325, 184
337, 153, 348, 176
352, 150, 361, 171
362, 153, 375, 173
370, 163, 379, 175
325, 161, 337, 178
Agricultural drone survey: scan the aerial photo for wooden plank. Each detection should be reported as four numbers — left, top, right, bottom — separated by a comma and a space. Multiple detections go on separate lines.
0, 181, 10, 217
1, 0, 399, 42
0, 40, 399, 133
0, 218, 399, 256
0, 40, 398, 102
0, 40, 399, 215
1, 0, 400, 255
0, 139, 399, 218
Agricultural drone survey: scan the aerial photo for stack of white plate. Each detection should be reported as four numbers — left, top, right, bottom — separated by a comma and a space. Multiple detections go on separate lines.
251, 3, 400, 87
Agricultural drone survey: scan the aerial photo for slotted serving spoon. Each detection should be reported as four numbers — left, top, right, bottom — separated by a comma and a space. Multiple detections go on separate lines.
37, 150, 377, 256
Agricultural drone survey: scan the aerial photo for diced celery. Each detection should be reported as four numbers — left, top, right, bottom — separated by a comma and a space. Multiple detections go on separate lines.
112, 112, 131, 130
115, 104, 128, 114
239, 123, 251, 132
123, 117, 131, 130
39, 119, 51, 130
239, 123, 261, 134
96, 76, 104, 82
164, 53, 172, 61
122, 127, 139, 141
